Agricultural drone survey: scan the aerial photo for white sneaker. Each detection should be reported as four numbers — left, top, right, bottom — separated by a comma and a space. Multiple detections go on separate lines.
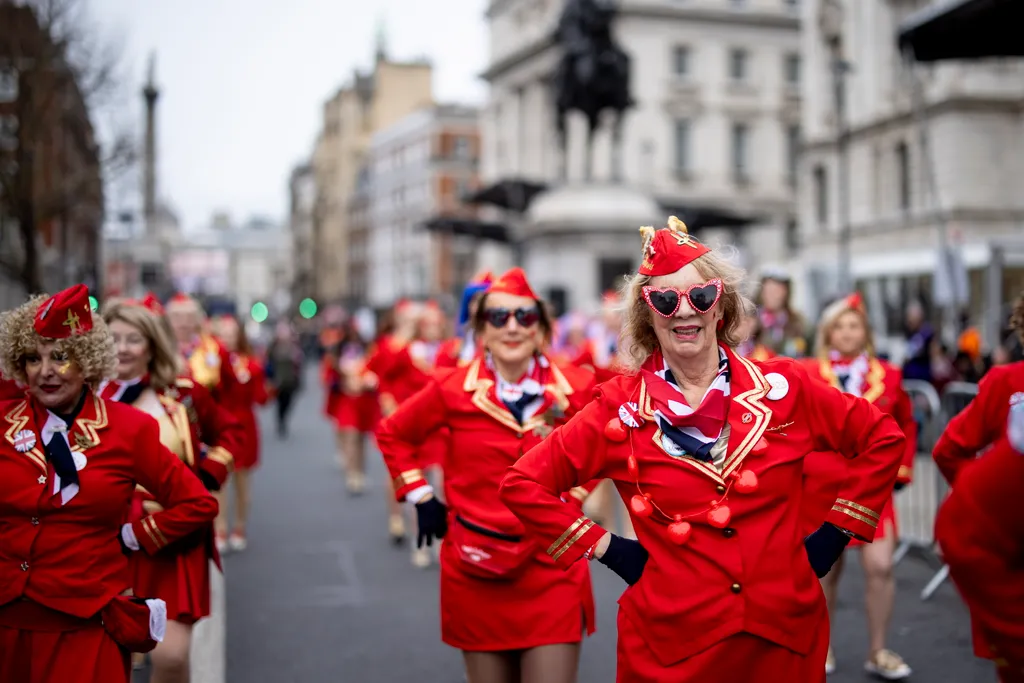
411, 546, 432, 568
864, 649, 912, 680
215, 534, 228, 555
825, 647, 836, 675
227, 533, 247, 552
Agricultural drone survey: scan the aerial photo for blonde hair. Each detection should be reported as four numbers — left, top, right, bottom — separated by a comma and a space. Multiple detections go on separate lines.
620, 242, 751, 372
102, 299, 182, 390
814, 297, 876, 359
0, 294, 117, 385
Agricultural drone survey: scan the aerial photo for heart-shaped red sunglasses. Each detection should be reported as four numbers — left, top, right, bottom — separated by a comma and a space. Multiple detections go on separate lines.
642, 279, 723, 317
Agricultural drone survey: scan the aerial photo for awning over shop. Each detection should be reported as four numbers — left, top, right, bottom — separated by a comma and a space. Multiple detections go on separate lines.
898, 0, 1024, 62
422, 217, 512, 243
656, 201, 760, 231
465, 179, 548, 212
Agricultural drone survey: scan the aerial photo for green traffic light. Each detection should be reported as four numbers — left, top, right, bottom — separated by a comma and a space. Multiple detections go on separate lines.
251, 302, 269, 323
299, 298, 318, 319
88, 296, 98, 312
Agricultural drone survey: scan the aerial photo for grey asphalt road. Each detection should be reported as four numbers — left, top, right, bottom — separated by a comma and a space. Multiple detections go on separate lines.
223, 370, 995, 683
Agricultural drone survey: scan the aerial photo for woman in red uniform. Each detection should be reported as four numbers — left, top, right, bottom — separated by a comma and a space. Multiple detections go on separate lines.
932, 291, 1024, 670
101, 299, 242, 683
935, 403, 1024, 683
0, 286, 217, 683
377, 268, 597, 683
801, 294, 916, 679
500, 218, 905, 683
212, 314, 269, 552
332, 318, 379, 495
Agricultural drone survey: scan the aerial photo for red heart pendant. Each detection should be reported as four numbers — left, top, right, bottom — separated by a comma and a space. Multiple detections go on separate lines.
751, 437, 769, 455
626, 455, 639, 478
707, 505, 732, 528
667, 520, 692, 545
604, 418, 629, 442
734, 470, 758, 494
630, 494, 653, 518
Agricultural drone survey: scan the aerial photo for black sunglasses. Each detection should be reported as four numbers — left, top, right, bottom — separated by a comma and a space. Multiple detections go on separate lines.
484, 306, 541, 329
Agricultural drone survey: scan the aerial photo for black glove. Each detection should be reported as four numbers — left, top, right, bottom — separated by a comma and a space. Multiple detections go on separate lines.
598, 534, 649, 585
118, 527, 134, 556
198, 470, 220, 491
414, 497, 449, 548
894, 481, 906, 493
804, 523, 851, 578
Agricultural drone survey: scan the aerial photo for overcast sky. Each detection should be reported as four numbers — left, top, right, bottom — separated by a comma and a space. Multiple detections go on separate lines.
88, 0, 489, 232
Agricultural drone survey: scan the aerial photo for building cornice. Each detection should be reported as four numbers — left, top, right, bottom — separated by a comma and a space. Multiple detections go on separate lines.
803, 95, 1024, 152
481, 34, 557, 82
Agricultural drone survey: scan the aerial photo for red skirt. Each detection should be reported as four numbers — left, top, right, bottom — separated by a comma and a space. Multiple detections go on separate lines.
438, 539, 595, 651
230, 407, 260, 470
323, 388, 344, 420
334, 393, 380, 433
0, 623, 129, 683
616, 607, 829, 682
130, 533, 211, 624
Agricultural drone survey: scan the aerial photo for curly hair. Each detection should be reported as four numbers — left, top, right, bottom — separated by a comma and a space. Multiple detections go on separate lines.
1010, 291, 1024, 344
0, 295, 117, 386
102, 299, 182, 390
619, 245, 751, 372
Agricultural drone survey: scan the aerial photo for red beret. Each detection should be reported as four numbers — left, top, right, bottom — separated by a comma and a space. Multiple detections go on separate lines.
33, 284, 93, 339
638, 217, 711, 277
488, 267, 540, 300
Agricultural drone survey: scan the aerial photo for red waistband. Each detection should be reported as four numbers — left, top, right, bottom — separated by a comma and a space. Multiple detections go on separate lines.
0, 599, 101, 632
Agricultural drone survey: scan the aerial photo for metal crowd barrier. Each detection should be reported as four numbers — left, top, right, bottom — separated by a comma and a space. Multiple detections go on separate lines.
892, 380, 978, 600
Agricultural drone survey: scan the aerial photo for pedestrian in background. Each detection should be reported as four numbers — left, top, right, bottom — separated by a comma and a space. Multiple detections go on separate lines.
266, 320, 303, 438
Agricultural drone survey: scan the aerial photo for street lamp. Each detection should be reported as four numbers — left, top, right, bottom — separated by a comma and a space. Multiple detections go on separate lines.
819, 0, 853, 295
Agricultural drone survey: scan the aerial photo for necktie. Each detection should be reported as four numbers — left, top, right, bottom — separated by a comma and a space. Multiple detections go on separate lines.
118, 382, 146, 406
45, 390, 88, 493
504, 392, 541, 424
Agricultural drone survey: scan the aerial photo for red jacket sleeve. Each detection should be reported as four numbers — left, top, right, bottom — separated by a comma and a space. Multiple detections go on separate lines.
130, 414, 219, 555
189, 382, 242, 487
891, 374, 918, 484
376, 378, 450, 501
794, 362, 906, 541
250, 360, 270, 406
933, 371, 1003, 485
500, 388, 613, 569
937, 431, 1024, 669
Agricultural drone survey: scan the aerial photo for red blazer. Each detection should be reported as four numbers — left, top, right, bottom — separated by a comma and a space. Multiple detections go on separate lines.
500, 348, 905, 666
935, 428, 1024, 676
0, 394, 217, 618
366, 337, 437, 417
182, 333, 239, 404
219, 354, 268, 468
570, 340, 624, 384
160, 377, 243, 488
377, 356, 596, 534
800, 357, 917, 533
933, 360, 1024, 485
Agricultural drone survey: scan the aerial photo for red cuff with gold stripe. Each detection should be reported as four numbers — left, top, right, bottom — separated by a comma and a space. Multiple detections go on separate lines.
545, 515, 607, 569
826, 498, 881, 542
393, 469, 428, 502
132, 516, 169, 554
199, 446, 233, 487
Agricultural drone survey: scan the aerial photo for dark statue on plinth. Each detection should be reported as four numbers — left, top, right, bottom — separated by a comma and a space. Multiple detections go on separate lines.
553, 0, 634, 182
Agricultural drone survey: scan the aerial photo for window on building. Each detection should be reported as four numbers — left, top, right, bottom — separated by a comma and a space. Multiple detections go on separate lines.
452, 136, 472, 160
455, 179, 471, 202
784, 218, 799, 255
599, 259, 633, 296
0, 66, 17, 103
0, 114, 17, 152
895, 141, 910, 211
784, 53, 801, 86
672, 46, 690, 78
731, 123, 749, 182
786, 125, 800, 187
674, 119, 691, 174
813, 164, 828, 227
729, 48, 748, 82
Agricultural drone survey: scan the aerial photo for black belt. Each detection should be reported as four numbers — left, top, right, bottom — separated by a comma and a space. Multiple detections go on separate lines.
455, 516, 522, 543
